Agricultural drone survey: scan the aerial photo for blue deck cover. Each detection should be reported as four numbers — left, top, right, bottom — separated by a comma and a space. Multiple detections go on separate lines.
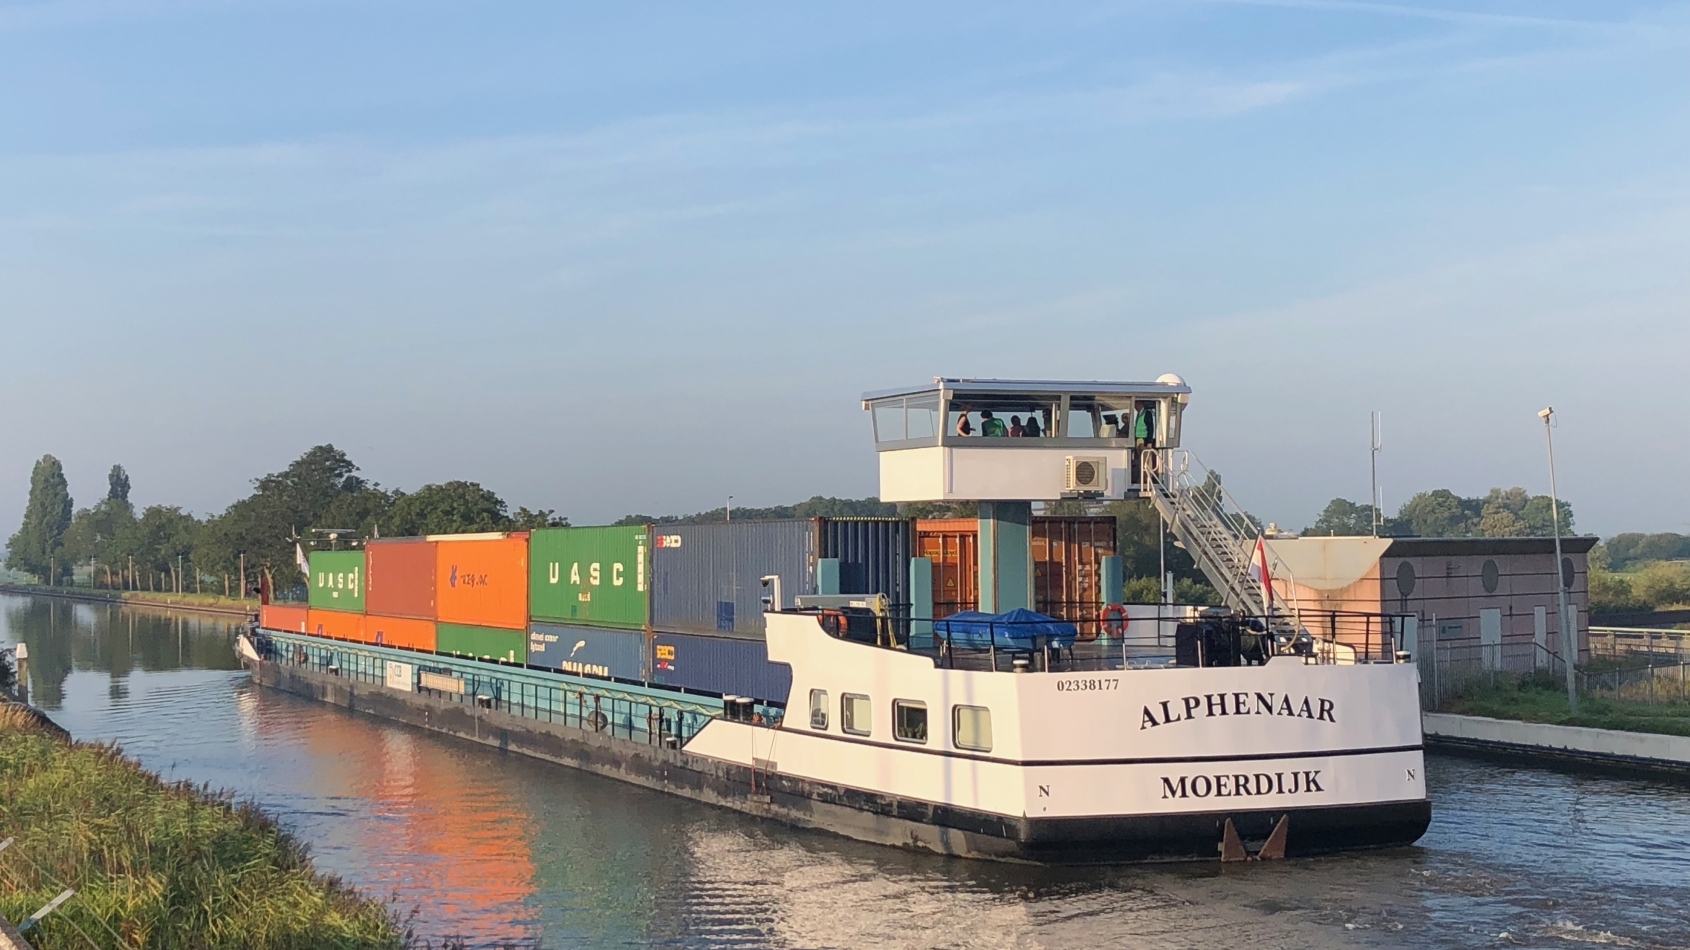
932, 608, 1078, 649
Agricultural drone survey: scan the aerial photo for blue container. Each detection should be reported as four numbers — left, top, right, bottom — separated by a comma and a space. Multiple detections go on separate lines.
651, 521, 817, 637
527, 621, 648, 681
819, 517, 912, 606
651, 630, 794, 704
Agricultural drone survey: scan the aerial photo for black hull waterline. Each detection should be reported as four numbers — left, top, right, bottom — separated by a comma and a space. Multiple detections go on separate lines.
244, 657, 1431, 863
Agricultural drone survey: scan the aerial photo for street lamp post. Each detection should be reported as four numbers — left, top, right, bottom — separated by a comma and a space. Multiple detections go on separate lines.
1539, 407, 1577, 714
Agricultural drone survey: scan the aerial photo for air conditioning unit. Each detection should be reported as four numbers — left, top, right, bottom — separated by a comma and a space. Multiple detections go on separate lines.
1064, 456, 1108, 493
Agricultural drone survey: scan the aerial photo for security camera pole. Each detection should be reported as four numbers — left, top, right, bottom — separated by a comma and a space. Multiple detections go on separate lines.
1539, 407, 1577, 714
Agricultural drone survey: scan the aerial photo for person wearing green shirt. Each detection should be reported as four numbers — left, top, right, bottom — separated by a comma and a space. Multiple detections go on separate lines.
980, 410, 1007, 437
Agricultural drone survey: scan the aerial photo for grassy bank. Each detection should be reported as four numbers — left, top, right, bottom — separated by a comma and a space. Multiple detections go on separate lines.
0, 583, 255, 616
0, 704, 408, 949
1438, 672, 1690, 738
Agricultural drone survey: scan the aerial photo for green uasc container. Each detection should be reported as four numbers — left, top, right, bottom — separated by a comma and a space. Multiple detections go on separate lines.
308, 550, 366, 612
528, 526, 649, 629
436, 622, 526, 664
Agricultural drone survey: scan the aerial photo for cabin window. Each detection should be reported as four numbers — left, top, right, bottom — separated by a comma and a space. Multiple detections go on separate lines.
893, 700, 928, 743
809, 690, 828, 730
954, 705, 993, 752
841, 693, 872, 736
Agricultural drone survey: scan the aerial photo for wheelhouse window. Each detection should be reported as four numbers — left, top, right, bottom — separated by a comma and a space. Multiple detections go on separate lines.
841, 693, 872, 736
869, 396, 941, 447
954, 705, 993, 752
893, 700, 928, 744
809, 690, 828, 730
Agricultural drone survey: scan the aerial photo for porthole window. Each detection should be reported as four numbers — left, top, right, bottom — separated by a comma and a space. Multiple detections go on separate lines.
842, 693, 872, 736
809, 689, 828, 730
954, 705, 993, 752
1395, 561, 1416, 598
1481, 560, 1500, 594
893, 700, 928, 744
1562, 557, 1575, 591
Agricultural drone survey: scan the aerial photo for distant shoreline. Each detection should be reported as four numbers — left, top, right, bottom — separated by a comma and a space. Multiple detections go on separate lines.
0, 583, 257, 618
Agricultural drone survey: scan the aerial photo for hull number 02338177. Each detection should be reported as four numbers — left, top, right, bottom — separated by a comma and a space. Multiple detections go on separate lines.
1056, 678, 1119, 692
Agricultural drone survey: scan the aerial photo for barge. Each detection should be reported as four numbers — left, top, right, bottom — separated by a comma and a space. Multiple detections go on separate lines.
240, 377, 1431, 862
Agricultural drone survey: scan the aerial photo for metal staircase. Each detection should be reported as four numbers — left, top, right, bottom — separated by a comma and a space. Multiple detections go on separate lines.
1140, 449, 1298, 634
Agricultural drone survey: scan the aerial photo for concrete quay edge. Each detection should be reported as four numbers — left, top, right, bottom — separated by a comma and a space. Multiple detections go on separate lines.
1423, 712, 1690, 780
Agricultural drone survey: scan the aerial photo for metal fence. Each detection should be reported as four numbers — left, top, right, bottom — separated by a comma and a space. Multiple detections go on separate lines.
1590, 626, 1690, 661
1420, 635, 1690, 709
251, 633, 732, 746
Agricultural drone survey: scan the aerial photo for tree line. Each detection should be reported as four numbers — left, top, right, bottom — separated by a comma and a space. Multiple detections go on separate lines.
4, 447, 568, 594
1306, 487, 1576, 538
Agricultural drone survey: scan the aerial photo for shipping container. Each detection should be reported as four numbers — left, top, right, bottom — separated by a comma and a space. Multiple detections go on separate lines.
307, 607, 367, 643
366, 539, 437, 619
433, 533, 528, 630
1032, 516, 1118, 625
529, 526, 649, 629
818, 517, 912, 606
366, 614, 437, 652
650, 630, 793, 703
914, 516, 1118, 622
435, 622, 526, 664
308, 550, 366, 611
915, 518, 979, 618
527, 621, 647, 681
260, 603, 309, 633
651, 521, 817, 637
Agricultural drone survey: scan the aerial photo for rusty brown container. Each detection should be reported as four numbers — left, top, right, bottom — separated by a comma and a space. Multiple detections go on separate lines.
367, 539, 438, 619
433, 533, 529, 630
1032, 516, 1118, 625
915, 518, 979, 618
307, 608, 369, 643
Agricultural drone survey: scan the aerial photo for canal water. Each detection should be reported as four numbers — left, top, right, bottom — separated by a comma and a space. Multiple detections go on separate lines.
3, 594, 1688, 949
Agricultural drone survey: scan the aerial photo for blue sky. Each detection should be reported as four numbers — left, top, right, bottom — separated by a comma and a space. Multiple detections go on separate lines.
2, 0, 1686, 535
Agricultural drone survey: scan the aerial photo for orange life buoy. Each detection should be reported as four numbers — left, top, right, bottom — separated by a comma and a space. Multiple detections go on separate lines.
1098, 603, 1129, 639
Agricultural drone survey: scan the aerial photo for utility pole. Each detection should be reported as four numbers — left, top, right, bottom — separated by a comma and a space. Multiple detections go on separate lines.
726, 496, 733, 523
239, 553, 246, 601
1539, 407, 1578, 713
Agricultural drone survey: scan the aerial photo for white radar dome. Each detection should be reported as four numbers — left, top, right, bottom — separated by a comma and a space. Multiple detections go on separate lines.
1156, 373, 1186, 387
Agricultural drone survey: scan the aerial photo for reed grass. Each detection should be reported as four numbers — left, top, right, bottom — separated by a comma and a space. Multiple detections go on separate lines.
1439, 672, 1690, 737
0, 704, 410, 949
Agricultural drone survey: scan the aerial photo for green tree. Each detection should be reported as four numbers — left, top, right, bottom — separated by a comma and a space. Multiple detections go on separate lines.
1631, 562, 1690, 609
108, 506, 201, 591
386, 481, 510, 535
1306, 498, 1379, 536
1394, 489, 1477, 538
107, 464, 131, 504
510, 507, 570, 530
1588, 571, 1647, 614
61, 498, 138, 583
6, 455, 75, 584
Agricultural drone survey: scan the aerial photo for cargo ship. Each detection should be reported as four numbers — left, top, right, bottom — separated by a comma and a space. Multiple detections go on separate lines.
240, 377, 1431, 862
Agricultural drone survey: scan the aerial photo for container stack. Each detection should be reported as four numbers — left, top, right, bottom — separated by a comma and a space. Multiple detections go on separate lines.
432, 533, 529, 664
365, 538, 438, 651
527, 526, 651, 680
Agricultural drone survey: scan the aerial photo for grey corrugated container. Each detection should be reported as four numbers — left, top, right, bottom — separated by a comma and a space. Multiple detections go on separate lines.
819, 517, 912, 606
528, 621, 647, 682
651, 630, 793, 703
651, 520, 817, 637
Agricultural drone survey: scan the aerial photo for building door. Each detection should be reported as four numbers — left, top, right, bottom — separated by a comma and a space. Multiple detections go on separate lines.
1533, 606, 1548, 669
1479, 608, 1503, 671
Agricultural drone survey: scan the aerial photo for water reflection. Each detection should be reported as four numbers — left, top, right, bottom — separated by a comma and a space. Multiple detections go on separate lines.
4, 593, 1689, 949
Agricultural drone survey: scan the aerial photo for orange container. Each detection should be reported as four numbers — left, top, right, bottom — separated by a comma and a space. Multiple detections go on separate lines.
307, 608, 368, 643
261, 603, 310, 633
433, 533, 529, 630
367, 539, 438, 619
366, 615, 437, 652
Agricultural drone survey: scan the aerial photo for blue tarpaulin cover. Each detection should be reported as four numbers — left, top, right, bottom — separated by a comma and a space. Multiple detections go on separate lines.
932, 608, 1078, 649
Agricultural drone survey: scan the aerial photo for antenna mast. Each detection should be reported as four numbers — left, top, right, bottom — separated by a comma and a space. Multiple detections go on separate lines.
1370, 411, 1383, 536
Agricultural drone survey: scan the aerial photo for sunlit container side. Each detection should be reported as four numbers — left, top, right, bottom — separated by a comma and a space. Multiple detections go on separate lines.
527, 621, 647, 681
366, 539, 437, 619
650, 630, 793, 704
435, 622, 526, 665
307, 607, 368, 643
260, 603, 309, 633
650, 521, 817, 637
308, 550, 367, 612
818, 517, 913, 606
433, 533, 529, 630
529, 527, 649, 629
915, 518, 979, 618
1032, 516, 1118, 625
366, 614, 437, 652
